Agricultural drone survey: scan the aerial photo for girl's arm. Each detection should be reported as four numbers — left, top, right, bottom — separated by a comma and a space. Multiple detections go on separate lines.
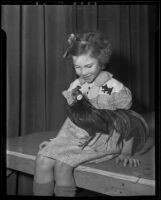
112, 87, 132, 110
62, 79, 81, 105
115, 137, 140, 167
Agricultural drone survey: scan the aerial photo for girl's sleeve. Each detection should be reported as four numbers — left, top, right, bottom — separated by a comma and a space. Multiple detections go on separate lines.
97, 78, 132, 110
62, 79, 80, 105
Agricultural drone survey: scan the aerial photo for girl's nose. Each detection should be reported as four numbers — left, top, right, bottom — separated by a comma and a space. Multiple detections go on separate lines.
81, 69, 87, 76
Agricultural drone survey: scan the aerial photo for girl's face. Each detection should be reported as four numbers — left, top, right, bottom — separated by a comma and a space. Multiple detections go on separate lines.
72, 53, 101, 83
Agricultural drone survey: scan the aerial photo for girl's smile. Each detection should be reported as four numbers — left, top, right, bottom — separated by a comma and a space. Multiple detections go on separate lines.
82, 75, 93, 82
72, 53, 101, 83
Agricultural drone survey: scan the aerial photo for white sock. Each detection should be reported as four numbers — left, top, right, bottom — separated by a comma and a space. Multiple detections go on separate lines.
33, 181, 54, 196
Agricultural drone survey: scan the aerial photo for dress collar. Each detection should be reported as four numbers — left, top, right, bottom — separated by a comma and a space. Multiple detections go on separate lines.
78, 71, 113, 87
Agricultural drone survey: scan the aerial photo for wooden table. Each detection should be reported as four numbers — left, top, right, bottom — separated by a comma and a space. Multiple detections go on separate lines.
7, 131, 155, 196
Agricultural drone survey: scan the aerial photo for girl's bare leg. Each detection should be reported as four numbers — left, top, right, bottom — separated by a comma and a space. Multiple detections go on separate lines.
33, 154, 55, 196
54, 160, 76, 197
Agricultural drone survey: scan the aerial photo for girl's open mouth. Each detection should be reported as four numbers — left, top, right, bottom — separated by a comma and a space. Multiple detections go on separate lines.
82, 75, 92, 80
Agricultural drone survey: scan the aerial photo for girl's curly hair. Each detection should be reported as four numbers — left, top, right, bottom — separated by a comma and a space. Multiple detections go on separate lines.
63, 32, 112, 67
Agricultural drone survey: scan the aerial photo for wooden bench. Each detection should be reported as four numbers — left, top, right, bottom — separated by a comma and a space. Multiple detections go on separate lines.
7, 130, 155, 196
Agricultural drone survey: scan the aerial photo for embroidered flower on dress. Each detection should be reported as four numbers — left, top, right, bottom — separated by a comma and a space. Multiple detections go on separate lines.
101, 84, 113, 95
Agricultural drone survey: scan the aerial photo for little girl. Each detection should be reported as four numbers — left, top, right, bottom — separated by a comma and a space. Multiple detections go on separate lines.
33, 32, 149, 196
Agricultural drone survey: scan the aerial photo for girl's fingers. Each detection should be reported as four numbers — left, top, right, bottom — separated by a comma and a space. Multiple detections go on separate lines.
39, 143, 42, 149
137, 159, 141, 166
123, 158, 129, 167
133, 159, 140, 167
128, 158, 140, 167
129, 158, 134, 168
39, 141, 49, 149
116, 155, 140, 167
39, 144, 43, 149
132, 159, 137, 167
130, 159, 136, 167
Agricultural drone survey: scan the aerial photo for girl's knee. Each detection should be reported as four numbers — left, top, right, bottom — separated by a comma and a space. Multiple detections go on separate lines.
35, 154, 55, 171
55, 161, 74, 176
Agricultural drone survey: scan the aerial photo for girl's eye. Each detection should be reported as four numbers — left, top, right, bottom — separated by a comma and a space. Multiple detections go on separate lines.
86, 65, 92, 68
74, 66, 80, 69
74, 64, 93, 69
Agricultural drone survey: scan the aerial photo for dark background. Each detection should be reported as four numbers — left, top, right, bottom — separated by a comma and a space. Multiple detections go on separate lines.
1, 3, 158, 195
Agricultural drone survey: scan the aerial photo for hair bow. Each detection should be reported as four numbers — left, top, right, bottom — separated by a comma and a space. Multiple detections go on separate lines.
63, 33, 77, 58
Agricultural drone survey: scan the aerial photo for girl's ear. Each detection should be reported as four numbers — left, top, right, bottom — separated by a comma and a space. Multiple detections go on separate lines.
101, 64, 105, 70
97, 60, 104, 70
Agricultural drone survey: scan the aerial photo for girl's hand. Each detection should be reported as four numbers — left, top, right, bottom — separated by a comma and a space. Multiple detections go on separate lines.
115, 154, 140, 167
39, 141, 49, 150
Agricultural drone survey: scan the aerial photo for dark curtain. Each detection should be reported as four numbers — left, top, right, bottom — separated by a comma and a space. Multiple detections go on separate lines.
2, 4, 157, 195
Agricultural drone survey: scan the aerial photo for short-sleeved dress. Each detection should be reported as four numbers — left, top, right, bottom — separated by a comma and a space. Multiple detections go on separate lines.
38, 71, 149, 167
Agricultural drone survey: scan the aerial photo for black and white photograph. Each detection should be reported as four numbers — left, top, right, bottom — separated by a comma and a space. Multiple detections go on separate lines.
1, 1, 159, 197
